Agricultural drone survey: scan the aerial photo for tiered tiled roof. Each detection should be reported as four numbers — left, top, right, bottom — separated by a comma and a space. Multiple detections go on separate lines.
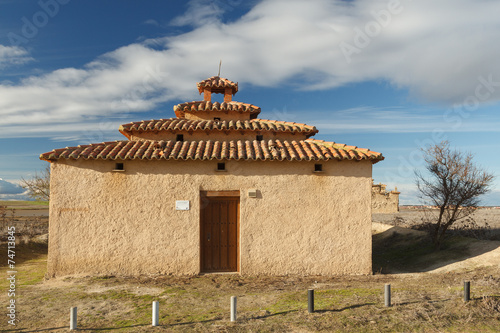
40, 139, 384, 163
119, 118, 318, 138
40, 75, 384, 166
174, 101, 260, 118
197, 76, 238, 95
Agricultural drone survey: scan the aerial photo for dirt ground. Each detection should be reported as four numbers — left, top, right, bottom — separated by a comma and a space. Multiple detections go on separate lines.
0, 208, 48, 242
372, 207, 500, 274
1, 239, 499, 332
1, 206, 499, 331
373, 206, 500, 227
11, 209, 49, 217
373, 207, 500, 239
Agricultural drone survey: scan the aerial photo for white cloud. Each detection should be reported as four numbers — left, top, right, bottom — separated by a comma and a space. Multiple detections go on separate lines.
0, 45, 33, 68
2, 0, 500, 139
310, 107, 500, 134
0, 178, 25, 195
170, 0, 225, 27
143, 19, 160, 27
270, 106, 500, 134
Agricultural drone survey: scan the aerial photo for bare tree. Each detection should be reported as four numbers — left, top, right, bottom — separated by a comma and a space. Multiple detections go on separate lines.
20, 165, 50, 201
415, 141, 494, 249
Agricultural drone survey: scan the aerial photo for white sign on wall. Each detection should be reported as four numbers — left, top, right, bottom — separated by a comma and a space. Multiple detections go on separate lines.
175, 200, 190, 211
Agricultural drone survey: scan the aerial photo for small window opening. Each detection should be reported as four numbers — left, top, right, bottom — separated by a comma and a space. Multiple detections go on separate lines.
314, 164, 323, 172
217, 162, 226, 171
211, 94, 224, 103
256, 135, 264, 141
176, 134, 184, 142
115, 162, 124, 171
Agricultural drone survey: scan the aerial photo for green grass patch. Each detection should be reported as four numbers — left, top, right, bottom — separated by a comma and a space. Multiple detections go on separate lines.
265, 292, 306, 313
319, 288, 380, 297
0, 200, 49, 209
0, 241, 48, 290
0, 240, 48, 269
0, 200, 49, 206
161, 287, 188, 295
4, 228, 500, 332
17, 261, 47, 286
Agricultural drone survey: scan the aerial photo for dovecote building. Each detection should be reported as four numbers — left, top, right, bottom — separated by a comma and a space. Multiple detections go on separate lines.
41, 76, 383, 277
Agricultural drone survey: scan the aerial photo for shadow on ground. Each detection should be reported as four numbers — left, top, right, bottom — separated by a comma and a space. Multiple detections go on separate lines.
372, 225, 500, 274
0, 240, 48, 268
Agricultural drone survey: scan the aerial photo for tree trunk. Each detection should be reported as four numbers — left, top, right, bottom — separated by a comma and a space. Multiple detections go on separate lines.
433, 206, 446, 248
435, 216, 457, 250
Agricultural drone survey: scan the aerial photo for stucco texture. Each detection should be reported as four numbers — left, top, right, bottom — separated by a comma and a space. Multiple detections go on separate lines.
183, 110, 255, 121
48, 159, 373, 277
129, 131, 309, 143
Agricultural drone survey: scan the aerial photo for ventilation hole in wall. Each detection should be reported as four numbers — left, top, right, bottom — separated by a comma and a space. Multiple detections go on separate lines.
256, 135, 264, 141
217, 162, 226, 171
115, 162, 124, 171
176, 134, 184, 142
213, 117, 221, 124
314, 164, 323, 172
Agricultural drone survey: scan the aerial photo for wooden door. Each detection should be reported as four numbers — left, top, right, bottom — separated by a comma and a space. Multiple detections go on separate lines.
200, 194, 239, 273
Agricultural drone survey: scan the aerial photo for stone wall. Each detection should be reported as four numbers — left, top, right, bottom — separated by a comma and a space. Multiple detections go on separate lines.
372, 182, 400, 213
48, 159, 373, 277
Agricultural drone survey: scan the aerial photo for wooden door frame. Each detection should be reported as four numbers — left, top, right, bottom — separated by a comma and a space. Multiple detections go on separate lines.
200, 191, 240, 273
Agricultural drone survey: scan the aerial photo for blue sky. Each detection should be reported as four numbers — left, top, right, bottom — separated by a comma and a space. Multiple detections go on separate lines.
0, 0, 499, 205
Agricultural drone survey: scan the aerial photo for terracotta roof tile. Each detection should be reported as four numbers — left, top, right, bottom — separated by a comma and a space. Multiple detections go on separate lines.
197, 76, 238, 95
173, 101, 261, 118
119, 118, 318, 138
40, 139, 384, 163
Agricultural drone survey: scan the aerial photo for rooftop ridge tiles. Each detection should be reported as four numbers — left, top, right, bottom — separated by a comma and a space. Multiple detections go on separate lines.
197, 76, 238, 95
308, 139, 378, 156
258, 118, 312, 128
173, 100, 261, 114
119, 118, 318, 135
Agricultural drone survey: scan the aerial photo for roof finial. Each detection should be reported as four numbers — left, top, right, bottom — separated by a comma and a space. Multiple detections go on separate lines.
218, 60, 222, 77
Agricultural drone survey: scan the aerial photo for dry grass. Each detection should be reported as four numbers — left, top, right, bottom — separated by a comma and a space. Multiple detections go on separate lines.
0, 200, 49, 209
1, 237, 500, 332
0, 204, 48, 242
373, 207, 500, 241
1, 207, 500, 331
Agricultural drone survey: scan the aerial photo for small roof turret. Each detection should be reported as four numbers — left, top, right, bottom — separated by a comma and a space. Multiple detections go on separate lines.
197, 76, 238, 102
197, 76, 238, 94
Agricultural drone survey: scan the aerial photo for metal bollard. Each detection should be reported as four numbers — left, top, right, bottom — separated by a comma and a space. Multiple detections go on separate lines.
464, 281, 470, 302
384, 284, 391, 307
308, 289, 314, 313
70, 307, 77, 330
152, 301, 159, 326
230, 296, 237, 322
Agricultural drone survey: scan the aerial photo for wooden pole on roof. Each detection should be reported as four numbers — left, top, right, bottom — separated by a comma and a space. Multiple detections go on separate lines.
218, 60, 222, 77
